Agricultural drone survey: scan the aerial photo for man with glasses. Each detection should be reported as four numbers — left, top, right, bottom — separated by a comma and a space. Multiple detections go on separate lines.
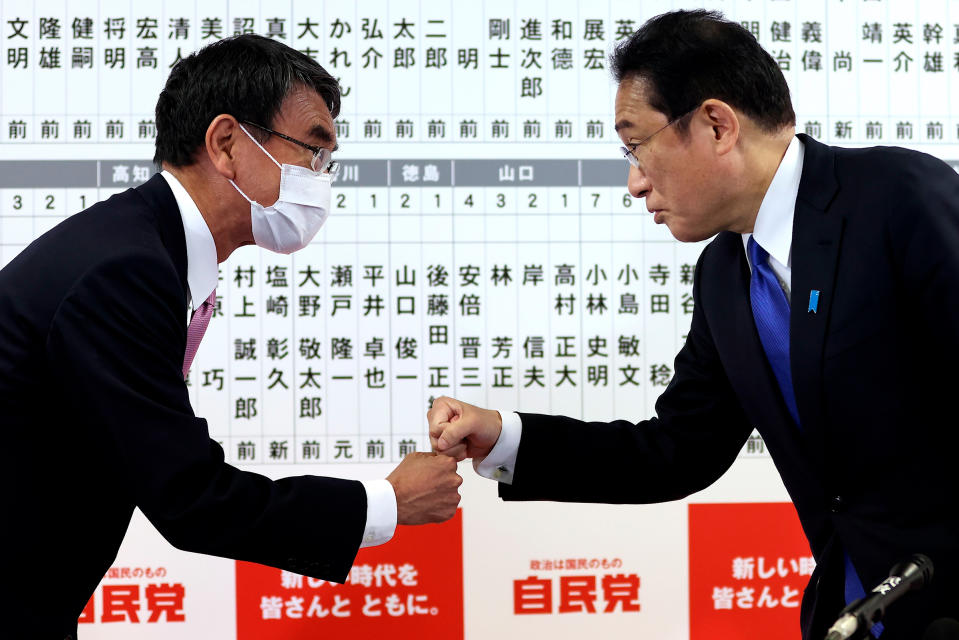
429, 10, 959, 639
0, 34, 462, 638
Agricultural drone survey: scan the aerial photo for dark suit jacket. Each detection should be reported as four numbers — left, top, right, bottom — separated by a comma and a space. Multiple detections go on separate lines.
0, 175, 367, 637
500, 135, 959, 638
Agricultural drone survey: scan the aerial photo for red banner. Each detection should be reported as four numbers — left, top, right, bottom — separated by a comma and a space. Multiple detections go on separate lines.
689, 502, 813, 640
236, 509, 463, 639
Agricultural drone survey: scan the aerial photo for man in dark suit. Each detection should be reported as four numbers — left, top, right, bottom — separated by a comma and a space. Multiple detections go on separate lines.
0, 35, 462, 638
429, 10, 959, 639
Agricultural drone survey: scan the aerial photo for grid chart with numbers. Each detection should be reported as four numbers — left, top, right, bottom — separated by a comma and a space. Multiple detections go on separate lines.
3, 0, 959, 467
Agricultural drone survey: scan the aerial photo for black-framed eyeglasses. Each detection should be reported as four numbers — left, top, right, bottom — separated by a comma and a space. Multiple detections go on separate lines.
620, 105, 699, 170
241, 120, 340, 177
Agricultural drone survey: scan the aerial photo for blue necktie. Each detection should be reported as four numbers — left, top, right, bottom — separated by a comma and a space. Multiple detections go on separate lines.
747, 237, 882, 637
747, 236, 800, 426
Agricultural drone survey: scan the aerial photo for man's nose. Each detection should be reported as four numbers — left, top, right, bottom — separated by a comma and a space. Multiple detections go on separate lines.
627, 163, 650, 199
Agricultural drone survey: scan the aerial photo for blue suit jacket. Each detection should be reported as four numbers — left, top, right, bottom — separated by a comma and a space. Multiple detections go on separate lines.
500, 134, 959, 638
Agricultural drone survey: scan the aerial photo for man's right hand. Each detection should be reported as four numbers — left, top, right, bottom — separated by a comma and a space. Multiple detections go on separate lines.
385, 452, 462, 525
428, 396, 503, 464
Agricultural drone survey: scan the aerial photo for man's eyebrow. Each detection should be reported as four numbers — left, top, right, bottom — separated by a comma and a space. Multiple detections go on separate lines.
614, 119, 633, 132
308, 123, 337, 151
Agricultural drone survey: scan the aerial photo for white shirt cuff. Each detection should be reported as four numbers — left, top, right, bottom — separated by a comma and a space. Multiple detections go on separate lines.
474, 409, 522, 485
359, 479, 397, 547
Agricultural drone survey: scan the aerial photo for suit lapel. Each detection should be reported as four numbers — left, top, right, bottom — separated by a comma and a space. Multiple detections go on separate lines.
790, 135, 843, 469
706, 233, 805, 457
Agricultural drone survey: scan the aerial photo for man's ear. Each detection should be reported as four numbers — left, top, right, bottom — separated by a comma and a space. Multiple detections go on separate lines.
699, 99, 740, 156
205, 114, 241, 180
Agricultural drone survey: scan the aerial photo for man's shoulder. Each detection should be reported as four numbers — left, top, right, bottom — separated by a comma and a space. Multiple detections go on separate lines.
30, 187, 153, 248
1, 186, 182, 304
828, 142, 954, 187
818, 143, 959, 229
15, 192, 163, 273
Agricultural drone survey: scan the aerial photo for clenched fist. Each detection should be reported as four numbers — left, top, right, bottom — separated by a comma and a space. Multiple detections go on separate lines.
428, 396, 503, 464
386, 452, 462, 525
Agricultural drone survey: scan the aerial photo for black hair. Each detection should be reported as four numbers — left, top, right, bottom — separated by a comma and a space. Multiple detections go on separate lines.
154, 34, 340, 167
610, 10, 795, 133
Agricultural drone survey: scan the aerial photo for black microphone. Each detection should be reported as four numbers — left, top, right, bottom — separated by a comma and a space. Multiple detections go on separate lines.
923, 619, 959, 640
824, 554, 934, 640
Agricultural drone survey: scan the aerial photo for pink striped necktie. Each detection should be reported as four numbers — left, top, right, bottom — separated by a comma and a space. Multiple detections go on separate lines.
182, 290, 216, 380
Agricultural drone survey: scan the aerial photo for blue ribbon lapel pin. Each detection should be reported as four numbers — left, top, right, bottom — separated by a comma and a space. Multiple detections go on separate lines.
807, 289, 821, 314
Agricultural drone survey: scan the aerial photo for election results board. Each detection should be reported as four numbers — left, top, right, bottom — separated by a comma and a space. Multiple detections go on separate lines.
1, 1, 957, 638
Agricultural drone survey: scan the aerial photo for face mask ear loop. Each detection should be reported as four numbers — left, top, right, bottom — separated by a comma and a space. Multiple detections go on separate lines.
229, 178, 254, 203
232, 123, 283, 204
238, 123, 282, 169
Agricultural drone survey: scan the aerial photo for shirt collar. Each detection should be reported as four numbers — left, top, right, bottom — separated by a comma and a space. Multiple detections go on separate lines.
160, 170, 218, 308
741, 135, 805, 269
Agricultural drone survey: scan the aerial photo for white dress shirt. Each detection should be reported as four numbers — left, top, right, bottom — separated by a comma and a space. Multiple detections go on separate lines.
740, 135, 804, 300
160, 171, 397, 546
477, 136, 806, 485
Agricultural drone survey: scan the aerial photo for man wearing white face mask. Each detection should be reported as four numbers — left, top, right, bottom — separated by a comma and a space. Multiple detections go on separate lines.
229, 121, 335, 254
0, 34, 461, 639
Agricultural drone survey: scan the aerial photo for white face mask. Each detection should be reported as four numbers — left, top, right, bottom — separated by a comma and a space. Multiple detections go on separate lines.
230, 123, 333, 254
